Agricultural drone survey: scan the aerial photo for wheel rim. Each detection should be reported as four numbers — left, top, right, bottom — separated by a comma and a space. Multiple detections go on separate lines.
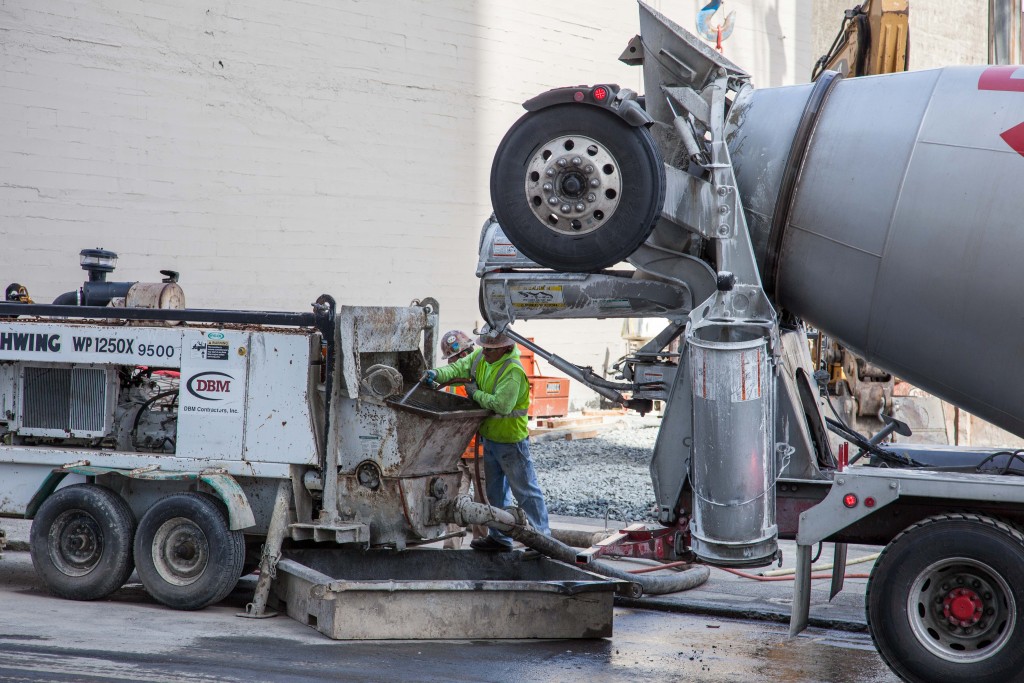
48, 509, 103, 577
907, 556, 1016, 663
524, 134, 622, 236
151, 516, 210, 586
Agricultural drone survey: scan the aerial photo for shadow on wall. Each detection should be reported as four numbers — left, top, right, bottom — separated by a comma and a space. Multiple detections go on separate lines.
764, 1, 789, 86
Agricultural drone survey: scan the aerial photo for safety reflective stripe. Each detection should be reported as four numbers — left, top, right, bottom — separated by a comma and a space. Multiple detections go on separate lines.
471, 356, 524, 390
494, 358, 523, 381
471, 353, 530, 439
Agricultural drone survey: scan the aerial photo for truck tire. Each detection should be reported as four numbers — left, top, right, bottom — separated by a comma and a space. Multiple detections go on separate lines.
866, 513, 1024, 683
490, 103, 665, 272
30, 484, 136, 601
134, 492, 245, 610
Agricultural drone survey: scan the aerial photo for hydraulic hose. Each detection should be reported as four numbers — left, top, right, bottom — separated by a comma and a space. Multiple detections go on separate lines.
436, 496, 710, 596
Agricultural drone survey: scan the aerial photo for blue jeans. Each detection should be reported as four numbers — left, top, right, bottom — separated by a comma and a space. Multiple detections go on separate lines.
482, 437, 551, 546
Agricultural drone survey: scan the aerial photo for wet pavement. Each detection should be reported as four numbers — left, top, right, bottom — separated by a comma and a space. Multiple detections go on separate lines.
0, 517, 897, 682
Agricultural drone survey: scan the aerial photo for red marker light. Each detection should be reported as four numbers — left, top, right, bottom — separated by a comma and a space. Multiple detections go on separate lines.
843, 493, 858, 508
864, 497, 876, 508
592, 86, 609, 101
573, 91, 585, 102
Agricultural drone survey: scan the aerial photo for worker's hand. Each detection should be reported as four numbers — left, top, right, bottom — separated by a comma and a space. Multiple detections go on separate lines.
422, 370, 438, 385
464, 381, 479, 398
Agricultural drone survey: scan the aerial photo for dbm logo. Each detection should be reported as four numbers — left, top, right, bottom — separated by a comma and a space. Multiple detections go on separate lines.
186, 371, 235, 401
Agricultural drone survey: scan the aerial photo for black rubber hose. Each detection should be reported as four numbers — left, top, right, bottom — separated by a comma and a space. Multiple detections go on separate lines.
437, 496, 710, 596
504, 523, 709, 597
130, 389, 178, 451
52, 290, 79, 305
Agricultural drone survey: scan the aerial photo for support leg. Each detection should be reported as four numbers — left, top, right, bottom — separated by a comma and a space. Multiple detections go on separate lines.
829, 542, 848, 600
789, 543, 813, 637
238, 479, 291, 619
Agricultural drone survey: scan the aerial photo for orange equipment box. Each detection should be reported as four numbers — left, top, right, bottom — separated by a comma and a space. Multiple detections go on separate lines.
518, 341, 570, 419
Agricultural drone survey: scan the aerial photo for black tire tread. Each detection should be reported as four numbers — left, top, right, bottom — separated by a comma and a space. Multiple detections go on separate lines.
490, 104, 665, 272
134, 491, 245, 610
866, 512, 1024, 683
30, 484, 136, 601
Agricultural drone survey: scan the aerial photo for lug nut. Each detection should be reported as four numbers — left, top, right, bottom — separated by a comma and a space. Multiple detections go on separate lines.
571, 156, 582, 166
542, 182, 553, 192
589, 178, 600, 188
587, 193, 597, 202
956, 577, 964, 585
585, 165, 594, 173
545, 168, 555, 177
972, 580, 981, 589
986, 607, 996, 615
575, 203, 585, 212
560, 204, 571, 213
942, 584, 950, 592
548, 197, 559, 206
557, 158, 568, 168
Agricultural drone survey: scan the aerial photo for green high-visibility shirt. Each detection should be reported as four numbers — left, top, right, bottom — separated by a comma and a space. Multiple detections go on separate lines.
433, 347, 530, 443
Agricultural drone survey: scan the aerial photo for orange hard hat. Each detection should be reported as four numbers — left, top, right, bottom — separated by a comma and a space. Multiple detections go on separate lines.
441, 330, 474, 360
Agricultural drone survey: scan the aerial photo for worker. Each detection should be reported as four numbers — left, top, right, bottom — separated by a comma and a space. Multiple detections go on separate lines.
425, 331, 550, 551
438, 330, 488, 549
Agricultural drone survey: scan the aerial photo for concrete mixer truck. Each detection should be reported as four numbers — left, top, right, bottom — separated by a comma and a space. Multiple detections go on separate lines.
481, 3, 1024, 682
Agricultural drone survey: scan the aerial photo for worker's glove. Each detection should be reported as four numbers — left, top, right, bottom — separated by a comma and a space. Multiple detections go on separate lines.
464, 381, 479, 398
422, 370, 438, 385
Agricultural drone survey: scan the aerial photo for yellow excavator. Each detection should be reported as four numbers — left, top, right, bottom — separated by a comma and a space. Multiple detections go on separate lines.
813, 0, 909, 80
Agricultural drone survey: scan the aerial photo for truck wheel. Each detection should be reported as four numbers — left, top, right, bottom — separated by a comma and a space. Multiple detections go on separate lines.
30, 484, 136, 601
866, 513, 1024, 683
490, 103, 665, 272
134, 492, 245, 610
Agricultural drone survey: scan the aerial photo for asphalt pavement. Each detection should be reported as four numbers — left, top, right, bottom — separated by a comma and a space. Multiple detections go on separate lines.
548, 515, 877, 633
2, 515, 876, 633
0, 516, 893, 682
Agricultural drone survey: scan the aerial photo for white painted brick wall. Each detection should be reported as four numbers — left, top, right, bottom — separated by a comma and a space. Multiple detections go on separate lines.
0, 1, 811, 408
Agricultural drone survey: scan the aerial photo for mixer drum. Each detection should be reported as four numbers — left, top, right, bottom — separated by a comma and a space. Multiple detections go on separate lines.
730, 65, 1024, 438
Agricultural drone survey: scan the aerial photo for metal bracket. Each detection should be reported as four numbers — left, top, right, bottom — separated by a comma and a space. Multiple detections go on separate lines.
796, 473, 901, 545
575, 523, 678, 564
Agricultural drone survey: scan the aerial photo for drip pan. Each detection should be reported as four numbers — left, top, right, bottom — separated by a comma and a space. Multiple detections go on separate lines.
273, 548, 624, 639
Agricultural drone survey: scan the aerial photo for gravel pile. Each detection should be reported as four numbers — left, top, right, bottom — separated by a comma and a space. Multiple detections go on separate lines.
531, 419, 661, 523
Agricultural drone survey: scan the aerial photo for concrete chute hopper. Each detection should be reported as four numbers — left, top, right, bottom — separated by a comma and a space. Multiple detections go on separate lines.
385, 387, 489, 476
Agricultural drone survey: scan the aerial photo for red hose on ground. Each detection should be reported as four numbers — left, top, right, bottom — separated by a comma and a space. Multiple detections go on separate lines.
715, 567, 871, 581
628, 560, 692, 574
626, 562, 870, 581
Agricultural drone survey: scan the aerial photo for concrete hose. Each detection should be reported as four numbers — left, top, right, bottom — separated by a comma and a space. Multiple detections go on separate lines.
504, 523, 709, 597
437, 496, 710, 597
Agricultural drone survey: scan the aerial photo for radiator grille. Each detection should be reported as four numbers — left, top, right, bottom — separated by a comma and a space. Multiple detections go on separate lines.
22, 366, 109, 435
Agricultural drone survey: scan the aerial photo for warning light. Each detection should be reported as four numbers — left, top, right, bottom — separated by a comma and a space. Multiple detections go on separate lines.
573, 91, 585, 102
843, 493, 858, 508
864, 497, 876, 508
592, 86, 609, 101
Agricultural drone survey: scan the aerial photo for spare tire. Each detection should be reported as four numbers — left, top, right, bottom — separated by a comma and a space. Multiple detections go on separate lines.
490, 103, 665, 272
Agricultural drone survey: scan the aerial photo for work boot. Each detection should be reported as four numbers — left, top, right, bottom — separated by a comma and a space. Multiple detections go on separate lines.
470, 536, 513, 552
